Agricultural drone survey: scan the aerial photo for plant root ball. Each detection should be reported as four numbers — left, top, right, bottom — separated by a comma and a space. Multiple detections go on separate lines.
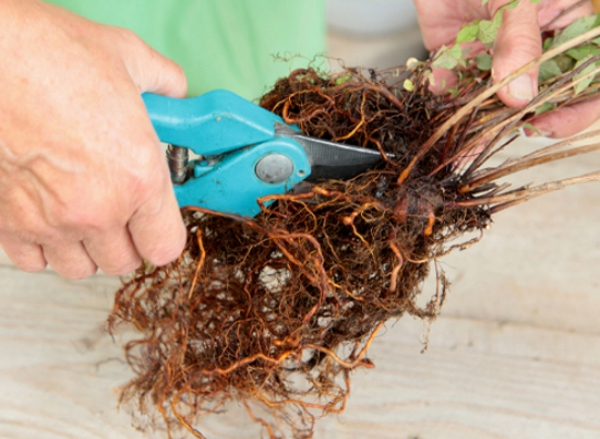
109, 66, 494, 439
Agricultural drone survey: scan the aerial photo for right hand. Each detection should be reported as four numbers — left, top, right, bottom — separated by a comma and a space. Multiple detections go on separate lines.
0, 0, 188, 279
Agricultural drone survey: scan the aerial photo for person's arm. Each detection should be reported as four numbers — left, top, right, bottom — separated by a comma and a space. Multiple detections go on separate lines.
0, 0, 187, 279
414, 0, 596, 137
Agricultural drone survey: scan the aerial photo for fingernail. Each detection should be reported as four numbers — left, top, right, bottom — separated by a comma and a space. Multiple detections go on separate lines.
508, 74, 534, 101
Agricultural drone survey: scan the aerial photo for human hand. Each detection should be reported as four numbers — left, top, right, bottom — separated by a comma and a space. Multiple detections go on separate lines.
0, 0, 188, 279
414, 0, 596, 137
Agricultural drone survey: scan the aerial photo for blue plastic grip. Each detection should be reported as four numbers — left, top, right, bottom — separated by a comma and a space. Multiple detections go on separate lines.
174, 137, 311, 217
142, 90, 287, 156
142, 90, 311, 217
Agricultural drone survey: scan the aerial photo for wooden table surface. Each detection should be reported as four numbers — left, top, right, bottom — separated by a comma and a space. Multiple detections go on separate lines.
1, 135, 600, 439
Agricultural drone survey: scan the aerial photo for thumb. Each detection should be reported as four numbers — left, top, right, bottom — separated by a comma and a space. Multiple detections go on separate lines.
111, 30, 188, 264
491, 0, 541, 108
119, 30, 188, 98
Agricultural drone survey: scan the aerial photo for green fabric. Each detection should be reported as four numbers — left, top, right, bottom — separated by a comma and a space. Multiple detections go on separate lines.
45, 0, 326, 99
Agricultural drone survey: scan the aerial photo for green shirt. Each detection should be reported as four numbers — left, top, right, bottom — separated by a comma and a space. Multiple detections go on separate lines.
45, 0, 326, 99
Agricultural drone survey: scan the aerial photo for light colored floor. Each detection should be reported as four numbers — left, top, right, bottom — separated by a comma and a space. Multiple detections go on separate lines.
1, 31, 600, 439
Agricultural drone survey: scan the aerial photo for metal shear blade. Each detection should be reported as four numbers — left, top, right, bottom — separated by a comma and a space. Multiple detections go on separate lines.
144, 90, 393, 216
275, 123, 385, 182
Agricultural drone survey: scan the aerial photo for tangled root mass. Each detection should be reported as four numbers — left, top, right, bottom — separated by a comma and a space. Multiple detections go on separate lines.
109, 25, 600, 436
109, 65, 495, 439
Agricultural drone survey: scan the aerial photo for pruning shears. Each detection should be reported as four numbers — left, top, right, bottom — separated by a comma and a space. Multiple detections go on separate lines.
143, 90, 383, 217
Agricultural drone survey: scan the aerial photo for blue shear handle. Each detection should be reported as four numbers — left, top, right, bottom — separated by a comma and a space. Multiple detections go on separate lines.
142, 90, 287, 156
175, 137, 311, 217
143, 89, 311, 217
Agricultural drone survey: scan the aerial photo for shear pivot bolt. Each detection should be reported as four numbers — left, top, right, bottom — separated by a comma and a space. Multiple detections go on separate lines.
167, 145, 189, 185
255, 154, 293, 184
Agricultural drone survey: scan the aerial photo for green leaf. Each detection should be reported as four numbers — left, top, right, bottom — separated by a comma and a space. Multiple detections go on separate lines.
501, 0, 519, 10
475, 53, 492, 71
403, 79, 414, 92
535, 102, 556, 116
432, 44, 463, 69
566, 44, 600, 61
574, 72, 596, 95
551, 15, 600, 48
466, 1, 518, 46
572, 55, 598, 95
432, 53, 457, 69
424, 69, 435, 86
538, 59, 563, 82
457, 22, 480, 44
481, 0, 490, 4
490, 0, 517, 31
543, 37, 553, 51
446, 44, 463, 59
521, 122, 541, 135
335, 74, 351, 85
555, 54, 576, 73
478, 19, 499, 44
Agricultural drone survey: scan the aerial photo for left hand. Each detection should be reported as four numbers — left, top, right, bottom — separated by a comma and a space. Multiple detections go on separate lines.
414, 0, 596, 138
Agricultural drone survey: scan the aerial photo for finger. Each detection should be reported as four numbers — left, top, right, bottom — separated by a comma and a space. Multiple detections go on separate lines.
429, 68, 458, 94
528, 96, 600, 138
128, 169, 186, 267
83, 227, 142, 276
0, 233, 47, 272
539, 0, 594, 30
491, 0, 542, 108
413, 0, 469, 49
138, 45, 188, 98
117, 29, 188, 98
43, 242, 97, 280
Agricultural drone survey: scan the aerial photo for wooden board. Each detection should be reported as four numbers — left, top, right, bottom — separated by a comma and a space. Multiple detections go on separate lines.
1, 137, 599, 438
